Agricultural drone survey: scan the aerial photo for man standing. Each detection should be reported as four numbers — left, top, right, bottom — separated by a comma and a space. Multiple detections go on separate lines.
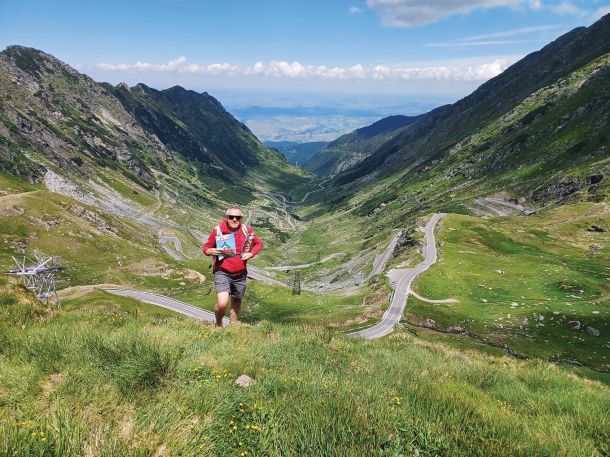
203, 207, 263, 327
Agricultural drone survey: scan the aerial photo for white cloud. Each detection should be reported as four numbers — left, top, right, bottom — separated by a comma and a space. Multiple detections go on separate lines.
426, 24, 562, 47
365, 0, 524, 27
349, 6, 364, 14
96, 56, 510, 82
459, 24, 561, 41
363, 0, 601, 26
551, 1, 587, 16
97, 56, 187, 72
427, 39, 533, 46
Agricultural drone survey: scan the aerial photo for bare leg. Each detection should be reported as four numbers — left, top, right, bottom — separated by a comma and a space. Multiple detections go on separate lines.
230, 297, 242, 323
215, 291, 230, 327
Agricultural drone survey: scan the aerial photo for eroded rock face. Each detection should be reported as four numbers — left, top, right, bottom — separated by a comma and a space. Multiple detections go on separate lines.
0, 206, 25, 217
0, 46, 165, 185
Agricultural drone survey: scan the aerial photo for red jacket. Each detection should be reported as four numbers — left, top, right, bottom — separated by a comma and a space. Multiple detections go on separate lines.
202, 220, 263, 274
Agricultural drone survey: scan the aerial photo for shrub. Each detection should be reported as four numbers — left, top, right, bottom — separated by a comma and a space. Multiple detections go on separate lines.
84, 334, 176, 395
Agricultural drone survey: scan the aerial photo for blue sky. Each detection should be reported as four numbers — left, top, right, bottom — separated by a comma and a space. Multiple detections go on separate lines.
2, 0, 609, 141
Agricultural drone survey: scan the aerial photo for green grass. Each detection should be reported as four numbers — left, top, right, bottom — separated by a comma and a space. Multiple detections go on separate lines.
0, 172, 42, 195
0, 279, 608, 456
410, 202, 610, 370
170, 281, 368, 327
0, 189, 189, 290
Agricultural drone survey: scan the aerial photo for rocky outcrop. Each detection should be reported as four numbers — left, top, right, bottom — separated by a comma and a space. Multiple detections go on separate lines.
532, 174, 605, 203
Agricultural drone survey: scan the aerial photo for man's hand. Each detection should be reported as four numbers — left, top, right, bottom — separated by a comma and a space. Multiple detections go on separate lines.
206, 248, 222, 256
241, 252, 253, 261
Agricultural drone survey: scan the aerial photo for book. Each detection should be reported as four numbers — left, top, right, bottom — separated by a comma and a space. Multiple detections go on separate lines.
215, 233, 236, 260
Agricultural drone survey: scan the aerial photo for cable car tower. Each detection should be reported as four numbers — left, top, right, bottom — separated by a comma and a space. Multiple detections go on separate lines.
5, 254, 65, 307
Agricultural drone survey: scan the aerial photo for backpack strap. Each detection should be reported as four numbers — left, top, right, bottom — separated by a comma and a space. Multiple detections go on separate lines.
212, 225, 222, 272
241, 224, 249, 237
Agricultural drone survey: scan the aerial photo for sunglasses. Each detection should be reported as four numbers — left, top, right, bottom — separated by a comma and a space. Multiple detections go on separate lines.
226, 215, 242, 221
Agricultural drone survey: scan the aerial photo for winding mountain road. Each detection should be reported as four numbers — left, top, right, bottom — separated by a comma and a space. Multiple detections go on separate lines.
104, 288, 229, 326
64, 214, 443, 334
349, 213, 445, 340
158, 231, 184, 260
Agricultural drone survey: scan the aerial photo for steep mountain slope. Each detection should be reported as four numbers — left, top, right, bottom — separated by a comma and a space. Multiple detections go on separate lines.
305, 115, 420, 176
0, 45, 308, 227
303, 15, 609, 223
332, 14, 610, 189
105, 83, 261, 176
0, 45, 303, 199
0, 46, 166, 187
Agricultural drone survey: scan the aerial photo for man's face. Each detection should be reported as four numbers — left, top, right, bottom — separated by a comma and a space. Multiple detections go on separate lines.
225, 210, 243, 229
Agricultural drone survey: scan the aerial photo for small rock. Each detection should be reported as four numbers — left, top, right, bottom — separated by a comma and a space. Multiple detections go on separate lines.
447, 326, 464, 333
586, 225, 607, 233
568, 321, 581, 330
235, 375, 255, 388
421, 319, 437, 329
586, 327, 600, 337
495, 269, 505, 275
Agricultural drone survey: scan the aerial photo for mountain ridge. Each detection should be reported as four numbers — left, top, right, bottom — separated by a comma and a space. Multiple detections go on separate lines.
0, 44, 302, 204
305, 114, 423, 176
331, 14, 610, 187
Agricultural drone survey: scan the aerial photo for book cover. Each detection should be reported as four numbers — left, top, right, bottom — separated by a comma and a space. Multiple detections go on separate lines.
216, 233, 236, 260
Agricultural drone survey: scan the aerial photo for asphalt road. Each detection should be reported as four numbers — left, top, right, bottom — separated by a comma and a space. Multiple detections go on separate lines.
104, 288, 229, 326
349, 213, 445, 340
158, 233, 183, 260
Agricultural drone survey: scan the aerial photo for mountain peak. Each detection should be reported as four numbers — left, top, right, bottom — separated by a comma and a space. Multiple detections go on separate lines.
116, 82, 130, 91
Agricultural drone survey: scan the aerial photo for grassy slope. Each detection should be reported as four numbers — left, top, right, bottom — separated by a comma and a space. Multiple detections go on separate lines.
410, 202, 610, 370
0, 181, 189, 290
0, 278, 608, 457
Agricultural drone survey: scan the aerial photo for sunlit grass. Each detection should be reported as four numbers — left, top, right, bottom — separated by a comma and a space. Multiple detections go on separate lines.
0, 279, 608, 456
411, 202, 610, 369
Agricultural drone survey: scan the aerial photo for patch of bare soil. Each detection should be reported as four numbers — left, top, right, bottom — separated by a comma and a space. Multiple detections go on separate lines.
340, 287, 389, 326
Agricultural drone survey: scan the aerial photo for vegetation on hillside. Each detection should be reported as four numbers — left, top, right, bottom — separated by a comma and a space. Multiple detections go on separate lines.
0, 279, 608, 456
409, 202, 609, 371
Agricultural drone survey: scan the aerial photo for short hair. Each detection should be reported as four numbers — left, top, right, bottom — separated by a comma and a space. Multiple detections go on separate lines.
225, 207, 243, 216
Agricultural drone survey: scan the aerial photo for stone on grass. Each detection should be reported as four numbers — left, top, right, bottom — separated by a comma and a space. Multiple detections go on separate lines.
586, 327, 600, 337
235, 375, 255, 388
568, 321, 581, 330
